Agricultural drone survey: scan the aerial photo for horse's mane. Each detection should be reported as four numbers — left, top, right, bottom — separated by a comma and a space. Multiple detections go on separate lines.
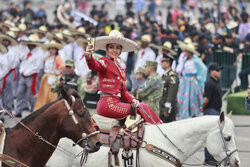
11, 98, 62, 130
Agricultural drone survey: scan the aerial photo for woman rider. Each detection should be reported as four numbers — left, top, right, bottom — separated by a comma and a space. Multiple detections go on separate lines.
85, 30, 162, 124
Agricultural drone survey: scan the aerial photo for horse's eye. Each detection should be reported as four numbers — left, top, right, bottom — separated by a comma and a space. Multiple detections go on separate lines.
77, 112, 84, 118
224, 136, 231, 142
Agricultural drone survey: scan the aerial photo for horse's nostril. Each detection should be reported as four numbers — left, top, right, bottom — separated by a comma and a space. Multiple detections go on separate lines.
95, 141, 102, 148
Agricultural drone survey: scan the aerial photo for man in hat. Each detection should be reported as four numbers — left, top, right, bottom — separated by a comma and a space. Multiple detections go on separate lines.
14, 34, 44, 117
159, 54, 179, 123
156, 41, 177, 76
201, 63, 223, 166
0, 20, 13, 33
30, 25, 49, 43
134, 34, 156, 71
0, 31, 19, 113
51, 59, 85, 99
61, 29, 74, 62
136, 60, 162, 115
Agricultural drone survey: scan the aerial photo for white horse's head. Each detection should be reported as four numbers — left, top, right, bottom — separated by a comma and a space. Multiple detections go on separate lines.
206, 112, 240, 167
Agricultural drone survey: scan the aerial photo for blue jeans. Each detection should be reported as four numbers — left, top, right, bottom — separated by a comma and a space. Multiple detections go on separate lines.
204, 108, 220, 162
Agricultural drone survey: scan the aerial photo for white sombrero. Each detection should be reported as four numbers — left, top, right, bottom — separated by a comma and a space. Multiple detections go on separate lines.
29, 25, 48, 34
95, 30, 137, 52
42, 40, 63, 50
0, 43, 8, 54
11, 24, 27, 32
47, 32, 66, 45
0, 31, 18, 46
227, 21, 238, 30
0, 20, 13, 29
161, 41, 177, 55
62, 29, 74, 42
141, 34, 151, 43
76, 38, 88, 47
20, 34, 43, 46
72, 27, 87, 36
179, 43, 200, 56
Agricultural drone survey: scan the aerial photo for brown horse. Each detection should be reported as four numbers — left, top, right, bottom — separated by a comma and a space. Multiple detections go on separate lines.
3, 89, 102, 167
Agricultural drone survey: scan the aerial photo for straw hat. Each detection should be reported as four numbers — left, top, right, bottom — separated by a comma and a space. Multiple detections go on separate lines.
227, 21, 238, 30
95, 30, 137, 52
76, 38, 88, 46
0, 31, 18, 46
62, 29, 74, 42
42, 40, 63, 50
72, 27, 86, 36
0, 43, 8, 54
47, 32, 66, 45
20, 34, 43, 46
29, 25, 48, 34
161, 41, 177, 55
141, 34, 151, 43
177, 37, 192, 48
0, 20, 13, 29
179, 43, 200, 56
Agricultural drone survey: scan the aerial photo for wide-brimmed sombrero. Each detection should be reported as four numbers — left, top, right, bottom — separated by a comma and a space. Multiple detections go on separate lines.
179, 42, 200, 56
20, 34, 43, 46
141, 34, 151, 43
76, 37, 88, 46
227, 21, 238, 30
160, 41, 177, 55
46, 32, 66, 45
0, 31, 18, 46
95, 30, 137, 52
0, 20, 13, 29
42, 40, 63, 50
62, 29, 74, 42
177, 37, 192, 47
0, 43, 8, 54
72, 27, 86, 36
29, 25, 47, 34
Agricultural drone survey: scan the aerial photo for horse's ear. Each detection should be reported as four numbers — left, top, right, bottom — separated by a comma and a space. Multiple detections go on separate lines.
61, 88, 70, 101
227, 111, 232, 118
219, 111, 225, 123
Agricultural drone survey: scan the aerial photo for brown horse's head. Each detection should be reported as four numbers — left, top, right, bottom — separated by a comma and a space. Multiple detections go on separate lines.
59, 89, 102, 153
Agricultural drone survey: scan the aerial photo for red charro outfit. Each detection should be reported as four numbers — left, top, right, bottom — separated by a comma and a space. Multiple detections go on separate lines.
86, 56, 162, 124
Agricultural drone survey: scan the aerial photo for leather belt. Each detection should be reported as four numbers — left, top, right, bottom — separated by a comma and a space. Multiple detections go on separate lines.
100, 92, 120, 98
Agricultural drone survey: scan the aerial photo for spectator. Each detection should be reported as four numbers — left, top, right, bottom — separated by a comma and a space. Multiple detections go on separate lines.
201, 63, 224, 166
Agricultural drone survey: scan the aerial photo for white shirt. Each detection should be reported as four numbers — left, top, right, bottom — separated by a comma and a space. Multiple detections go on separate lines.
19, 47, 44, 76
134, 47, 156, 71
74, 47, 90, 78
44, 55, 62, 75
60, 43, 73, 62
183, 59, 197, 74
156, 54, 176, 76
0, 52, 10, 79
6, 46, 20, 70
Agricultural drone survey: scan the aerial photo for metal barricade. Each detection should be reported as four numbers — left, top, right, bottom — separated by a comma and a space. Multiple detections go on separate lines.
240, 53, 250, 89
213, 51, 237, 91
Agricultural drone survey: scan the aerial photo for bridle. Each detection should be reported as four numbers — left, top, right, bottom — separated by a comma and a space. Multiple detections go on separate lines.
217, 121, 238, 167
63, 95, 100, 147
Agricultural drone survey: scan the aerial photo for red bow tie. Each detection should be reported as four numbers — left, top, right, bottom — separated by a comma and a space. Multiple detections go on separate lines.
80, 53, 86, 60
26, 52, 32, 60
140, 50, 145, 59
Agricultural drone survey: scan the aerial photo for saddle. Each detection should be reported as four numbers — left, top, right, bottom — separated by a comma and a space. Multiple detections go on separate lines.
92, 105, 144, 167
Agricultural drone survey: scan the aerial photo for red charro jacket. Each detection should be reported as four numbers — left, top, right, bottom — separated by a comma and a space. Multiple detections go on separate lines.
86, 56, 135, 103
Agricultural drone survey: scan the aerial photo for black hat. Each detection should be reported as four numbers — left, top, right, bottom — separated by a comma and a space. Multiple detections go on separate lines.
162, 53, 174, 62
209, 63, 223, 72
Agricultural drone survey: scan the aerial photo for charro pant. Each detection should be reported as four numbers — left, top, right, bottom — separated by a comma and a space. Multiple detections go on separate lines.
15, 75, 37, 114
0, 72, 15, 113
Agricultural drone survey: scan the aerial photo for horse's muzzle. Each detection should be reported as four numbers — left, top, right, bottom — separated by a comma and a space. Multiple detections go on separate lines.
85, 141, 102, 153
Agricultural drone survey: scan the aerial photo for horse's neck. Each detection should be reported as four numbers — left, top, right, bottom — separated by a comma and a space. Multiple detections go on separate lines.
144, 116, 218, 162
6, 100, 65, 165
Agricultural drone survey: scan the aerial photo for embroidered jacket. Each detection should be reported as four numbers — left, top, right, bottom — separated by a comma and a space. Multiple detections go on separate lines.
86, 56, 135, 103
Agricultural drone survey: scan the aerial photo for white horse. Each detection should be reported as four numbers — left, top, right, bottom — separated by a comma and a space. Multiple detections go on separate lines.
47, 112, 240, 167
